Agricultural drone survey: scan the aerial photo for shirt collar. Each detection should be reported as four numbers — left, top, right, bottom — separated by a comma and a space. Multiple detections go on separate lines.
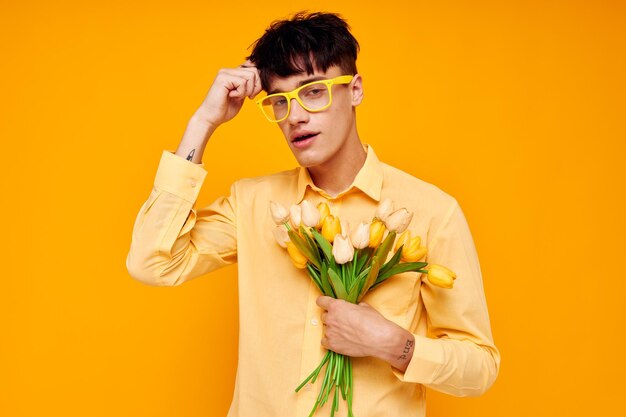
296, 143, 383, 203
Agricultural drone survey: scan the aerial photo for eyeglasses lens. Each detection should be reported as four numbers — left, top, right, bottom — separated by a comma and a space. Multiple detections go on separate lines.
261, 82, 330, 121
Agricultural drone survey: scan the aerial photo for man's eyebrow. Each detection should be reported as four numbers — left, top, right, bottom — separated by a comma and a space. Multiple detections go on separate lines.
268, 76, 327, 95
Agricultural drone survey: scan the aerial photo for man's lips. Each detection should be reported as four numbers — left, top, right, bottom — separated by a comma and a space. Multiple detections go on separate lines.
290, 131, 320, 142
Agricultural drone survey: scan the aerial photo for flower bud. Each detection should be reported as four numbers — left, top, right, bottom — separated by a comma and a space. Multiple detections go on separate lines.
426, 264, 457, 288
270, 201, 289, 225
394, 230, 411, 252
395, 230, 427, 262
289, 204, 302, 229
351, 221, 370, 249
272, 225, 290, 248
286, 241, 308, 269
384, 208, 413, 234
321, 214, 341, 243
301, 200, 321, 228
317, 202, 330, 228
403, 243, 427, 262
369, 219, 386, 248
332, 234, 355, 264
340, 218, 350, 238
376, 198, 394, 221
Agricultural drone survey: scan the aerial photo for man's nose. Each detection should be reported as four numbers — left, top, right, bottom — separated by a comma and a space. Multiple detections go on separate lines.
287, 98, 309, 124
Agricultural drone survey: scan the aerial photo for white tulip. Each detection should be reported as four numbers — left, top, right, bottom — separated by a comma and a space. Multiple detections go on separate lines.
350, 221, 371, 249
384, 208, 414, 233
332, 234, 355, 264
270, 201, 289, 225
300, 200, 321, 228
272, 226, 290, 248
376, 198, 394, 221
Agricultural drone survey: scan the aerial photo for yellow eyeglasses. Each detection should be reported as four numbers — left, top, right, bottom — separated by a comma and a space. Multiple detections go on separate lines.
256, 75, 354, 122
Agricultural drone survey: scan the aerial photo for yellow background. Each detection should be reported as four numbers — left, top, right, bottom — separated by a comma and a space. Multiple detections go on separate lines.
1, 0, 624, 415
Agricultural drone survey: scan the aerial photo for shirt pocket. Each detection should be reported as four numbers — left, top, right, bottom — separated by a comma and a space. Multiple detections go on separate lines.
361, 271, 422, 324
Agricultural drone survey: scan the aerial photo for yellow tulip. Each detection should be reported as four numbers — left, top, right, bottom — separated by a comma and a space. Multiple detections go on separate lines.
317, 202, 330, 228
394, 230, 411, 252
369, 219, 386, 248
332, 234, 355, 264
395, 230, 427, 262
269, 200, 289, 225
286, 241, 308, 269
321, 214, 341, 243
426, 264, 457, 289
301, 200, 321, 228
403, 245, 427, 262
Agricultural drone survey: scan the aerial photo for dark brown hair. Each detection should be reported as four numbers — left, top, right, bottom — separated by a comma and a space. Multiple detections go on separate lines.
246, 11, 360, 91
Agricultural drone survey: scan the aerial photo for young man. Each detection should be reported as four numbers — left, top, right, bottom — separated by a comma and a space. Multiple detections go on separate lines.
126, 11, 500, 417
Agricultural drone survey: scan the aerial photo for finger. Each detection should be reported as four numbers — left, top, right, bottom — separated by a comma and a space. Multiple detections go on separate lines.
236, 67, 260, 98
234, 62, 261, 99
321, 311, 328, 324
239, 58, 256, 68
227, 68, 256, 98
250, 73, 263, 99
316, 295, 333, 310
320, 336, 329, 348
225, 75, 250, 99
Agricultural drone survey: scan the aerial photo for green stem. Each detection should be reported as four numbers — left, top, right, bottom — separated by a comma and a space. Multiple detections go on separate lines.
295, 350, 331, 392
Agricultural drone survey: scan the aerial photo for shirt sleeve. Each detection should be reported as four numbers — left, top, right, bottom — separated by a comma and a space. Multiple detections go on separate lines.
391, 199, 501, 397
126, 150, 238, 287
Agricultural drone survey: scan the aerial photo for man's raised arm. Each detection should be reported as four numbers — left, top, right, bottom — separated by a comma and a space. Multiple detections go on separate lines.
126, 62, 262, 286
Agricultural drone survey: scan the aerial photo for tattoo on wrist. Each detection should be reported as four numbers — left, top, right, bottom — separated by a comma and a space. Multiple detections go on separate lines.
397, 339, 414, 360
186, 149, 196, 161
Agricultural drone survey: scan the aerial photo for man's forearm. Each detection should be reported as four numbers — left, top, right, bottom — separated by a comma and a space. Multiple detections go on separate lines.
175, 113, 217, 164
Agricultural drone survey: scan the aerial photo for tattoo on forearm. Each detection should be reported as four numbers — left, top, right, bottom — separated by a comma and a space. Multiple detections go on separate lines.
186, 149, 196, 161
397, 339, 414, 360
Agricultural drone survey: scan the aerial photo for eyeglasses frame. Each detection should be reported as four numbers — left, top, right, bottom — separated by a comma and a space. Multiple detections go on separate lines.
255, 74, 355, 123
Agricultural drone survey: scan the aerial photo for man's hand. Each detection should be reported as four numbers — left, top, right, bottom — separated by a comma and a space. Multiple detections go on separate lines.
316, 296, 416, 372
194, 60, 263, 130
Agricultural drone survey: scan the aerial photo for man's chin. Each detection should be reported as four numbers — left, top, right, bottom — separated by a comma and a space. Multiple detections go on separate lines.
292, 153, 320, 169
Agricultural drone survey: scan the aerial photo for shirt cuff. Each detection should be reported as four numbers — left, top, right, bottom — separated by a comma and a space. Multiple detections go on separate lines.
154, 150, 208, 203
391, 334, 445, 384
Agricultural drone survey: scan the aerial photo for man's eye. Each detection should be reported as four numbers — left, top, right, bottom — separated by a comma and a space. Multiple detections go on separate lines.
306, 89, 323, 96
273, 98, 287, 107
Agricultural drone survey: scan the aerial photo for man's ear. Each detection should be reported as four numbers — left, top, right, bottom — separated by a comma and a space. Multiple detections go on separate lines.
350, 74, 364, 106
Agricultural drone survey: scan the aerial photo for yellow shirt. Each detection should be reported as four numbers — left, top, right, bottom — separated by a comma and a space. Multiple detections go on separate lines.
126, 143, 500, 417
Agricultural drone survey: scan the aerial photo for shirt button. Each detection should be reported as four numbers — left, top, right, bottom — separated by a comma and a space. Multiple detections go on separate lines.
311, 318, 319, 326
189, 179, 196, 187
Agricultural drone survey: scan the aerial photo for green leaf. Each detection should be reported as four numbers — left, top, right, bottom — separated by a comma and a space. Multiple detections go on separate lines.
358, 256, 381, 302
300, 226, 322, 267
373, 231, 396, 265
306, 264, 323, 293
356, 247, 374, 273
328, 268, 348, 300
379, 245, 403, 277
347, 277, 361, 303
347, 265, 371, 294
319, 261, 335, 297
371, 261, 428, 290
288, 229, 321, 269
311, 228, 333, 263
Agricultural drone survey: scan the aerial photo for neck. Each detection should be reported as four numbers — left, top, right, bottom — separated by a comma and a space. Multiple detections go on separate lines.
307, 132, 367, 198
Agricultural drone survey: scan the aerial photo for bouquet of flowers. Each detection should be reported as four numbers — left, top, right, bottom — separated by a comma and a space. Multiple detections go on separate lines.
269, 198, 457, 417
